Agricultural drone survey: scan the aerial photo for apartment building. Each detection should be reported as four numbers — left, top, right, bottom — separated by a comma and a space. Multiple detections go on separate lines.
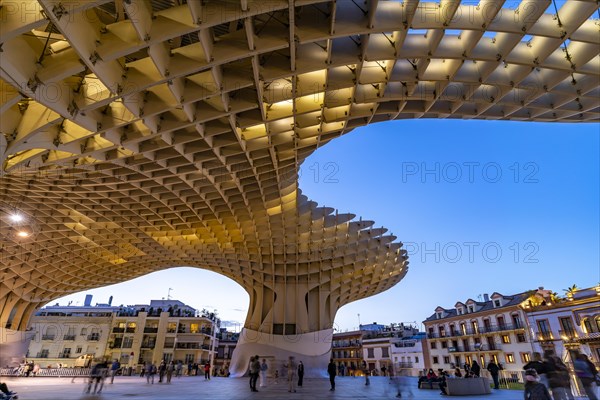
422, 289, 549, 372
26, 298, 117, 368
390, 332, 429, 376
331, 330, 364, 375
107, 300, 218, 371
362, 324, 420, 375
26, 297, 219, 371
524, 285, 600, 367
214, 329, 239, 375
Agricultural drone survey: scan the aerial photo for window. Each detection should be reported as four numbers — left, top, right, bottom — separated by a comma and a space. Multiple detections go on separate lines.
430, 342, 437, 349
367, 348, 374, 358
457, 308, 463, 315
123, 337, 134, 348
76, 346, 82, 354
444, 356, 451, 364
497, 316, 505, 330
167, 322, 177, 333
415, 356, 419, 363
583, 319, 593, 333
502, 335, 511, 344
441, 341, 448, 349
494, 299, 501, 307
436, 312, 443, 319
428, 327, 434, 336
517, 333, 526, 343
455, 356, 461, 365
433, 356, 439, 364
460, 323, 467, 335
126, 322, 136, 332
512, 314, 523, 329
468, 305, 474, 313
190, 323, 199, 333
184, 354, 195, 363
382, 347, 389, 357
505, 353, 515, 363
559, 317, 575, 335
80, 328, 87, 336
521, 353, 531, 363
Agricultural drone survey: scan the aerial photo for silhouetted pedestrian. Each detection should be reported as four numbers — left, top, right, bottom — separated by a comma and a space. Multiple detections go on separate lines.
328, 359, 336, 391
297, 361, 304, 387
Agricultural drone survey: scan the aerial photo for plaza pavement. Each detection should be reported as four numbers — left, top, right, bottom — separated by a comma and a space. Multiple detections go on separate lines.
2, 375, 573, 400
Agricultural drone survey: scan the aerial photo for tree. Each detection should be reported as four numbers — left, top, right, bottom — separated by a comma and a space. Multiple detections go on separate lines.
563, 284, 579, 296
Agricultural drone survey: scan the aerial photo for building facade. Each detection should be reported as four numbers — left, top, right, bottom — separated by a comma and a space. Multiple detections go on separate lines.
213, 329, 239, 376
26, 298, 219, 371
107, 301, 218, 372
26, 301, 117, 368
423, 290, 550, 373
331, 330, 364, 375
524, 285, 600, 368
390, 333, 429, 376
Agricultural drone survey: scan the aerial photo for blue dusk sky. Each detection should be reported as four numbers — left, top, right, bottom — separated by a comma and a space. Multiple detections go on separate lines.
55, 119, 600, 332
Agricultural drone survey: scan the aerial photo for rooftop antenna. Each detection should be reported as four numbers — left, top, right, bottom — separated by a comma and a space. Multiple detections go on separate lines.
167, 288, 173, 300
357, 313, 361, 327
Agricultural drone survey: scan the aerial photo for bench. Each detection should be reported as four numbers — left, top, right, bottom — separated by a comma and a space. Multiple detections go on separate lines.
418, 381, 441, 389
446, 377, 491, 396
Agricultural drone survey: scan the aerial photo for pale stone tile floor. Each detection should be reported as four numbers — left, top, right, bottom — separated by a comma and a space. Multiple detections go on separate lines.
3, 376, 585, 400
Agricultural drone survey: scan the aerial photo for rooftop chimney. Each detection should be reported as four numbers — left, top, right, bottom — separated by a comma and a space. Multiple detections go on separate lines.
108, 296, 113, 306
483, 293, 489, 302
84, 294, 93, 307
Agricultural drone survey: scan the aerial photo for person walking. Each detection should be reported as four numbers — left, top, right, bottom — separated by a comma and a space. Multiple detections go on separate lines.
362, 360, 370, 386
86, 359, 108, 394
524, 352, 549, 388
109, 359, 121, 384
176, 360, 182, 378
486, 360, 500, 389
249, 355, 260, 392
146, 362, 156, 384
544, 353, 573, 400
248, 356, 256, 392
573, 352, 598, 400
204, 362, 211, 380
158, 360, 166, 383
328, 358, 337, 391
286, 356, 297, 393
297, 360, 304, 387
166, 361, 174, 383
259, 359, 268, 388
524, 369, 552, 400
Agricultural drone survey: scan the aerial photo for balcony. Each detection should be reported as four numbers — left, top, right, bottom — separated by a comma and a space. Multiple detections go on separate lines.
397, 362, 413, 369
427, 323, 525, 339
536, 331, 554, 341
144, 327, 159, 333
58, 353, 72, 358
63, 335, 76, 341
559, 330, 578, 341
42, 335, 55, 341
126, 327, 136, 333
36, 352, 49, 358
112, 327, 125, 333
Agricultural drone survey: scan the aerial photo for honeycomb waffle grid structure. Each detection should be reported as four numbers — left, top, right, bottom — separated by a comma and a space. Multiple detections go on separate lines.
0, 0, 598, 333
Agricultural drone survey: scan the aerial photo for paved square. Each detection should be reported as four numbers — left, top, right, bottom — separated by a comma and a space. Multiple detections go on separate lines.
3, 375, 586, 400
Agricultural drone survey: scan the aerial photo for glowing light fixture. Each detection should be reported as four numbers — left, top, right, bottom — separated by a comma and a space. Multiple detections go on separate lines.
9, 214, 24, 223
17, 231, 30, 238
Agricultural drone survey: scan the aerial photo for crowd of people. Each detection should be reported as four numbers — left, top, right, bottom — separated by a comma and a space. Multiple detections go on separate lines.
523, 350, 598, 400
411, 350, 599, 400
